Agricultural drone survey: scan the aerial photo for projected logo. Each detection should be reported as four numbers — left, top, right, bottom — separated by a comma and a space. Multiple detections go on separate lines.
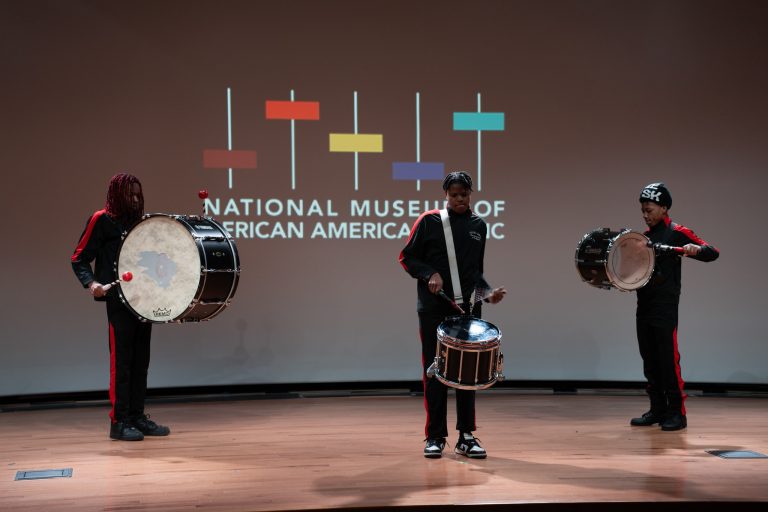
200, 87, 508, 240
266, 89, 320, 190
202, 89, 505, 192
329, 91, 384, 192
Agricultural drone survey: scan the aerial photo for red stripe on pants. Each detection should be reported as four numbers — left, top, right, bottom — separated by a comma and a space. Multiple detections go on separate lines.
672, 327, 687, 415
108, 322, 117, 424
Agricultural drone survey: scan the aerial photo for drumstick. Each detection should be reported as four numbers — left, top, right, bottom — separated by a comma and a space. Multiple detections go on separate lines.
648, 242, 685, 256
437, 289, 466, 314
102, 272, 134, 292
420, 276, 465, 313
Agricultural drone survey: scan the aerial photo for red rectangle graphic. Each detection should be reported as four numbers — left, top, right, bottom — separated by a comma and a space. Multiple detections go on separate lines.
203, 149, 257, 169
266, 101, 320, 120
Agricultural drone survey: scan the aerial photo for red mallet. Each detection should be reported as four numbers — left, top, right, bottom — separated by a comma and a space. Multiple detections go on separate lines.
103, 271, 133, 291
199, 189, 210, 216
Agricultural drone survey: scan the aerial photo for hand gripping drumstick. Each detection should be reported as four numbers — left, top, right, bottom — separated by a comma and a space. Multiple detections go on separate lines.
648, 242, 685, 256
102, 272, 133, 292
420, 276, 465, 314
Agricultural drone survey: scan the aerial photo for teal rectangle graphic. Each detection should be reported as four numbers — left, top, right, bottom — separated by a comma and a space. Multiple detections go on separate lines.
453, 112, 504, 131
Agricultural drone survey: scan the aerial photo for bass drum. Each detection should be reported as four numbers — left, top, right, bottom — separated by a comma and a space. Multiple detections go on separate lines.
575, 228, 654, 291
117, 214, 240, 322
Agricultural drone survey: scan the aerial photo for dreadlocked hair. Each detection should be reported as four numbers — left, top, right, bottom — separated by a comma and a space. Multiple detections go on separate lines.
105, 173, 143, 225
442, 171, 473, 191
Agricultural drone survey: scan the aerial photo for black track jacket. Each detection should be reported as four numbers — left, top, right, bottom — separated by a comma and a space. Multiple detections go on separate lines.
71, 209, 127, 301
637, 216, 719, 311
399, 208, 488, 314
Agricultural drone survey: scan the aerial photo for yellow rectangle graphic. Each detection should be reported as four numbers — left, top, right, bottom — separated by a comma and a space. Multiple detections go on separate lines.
329, 133, 383, 153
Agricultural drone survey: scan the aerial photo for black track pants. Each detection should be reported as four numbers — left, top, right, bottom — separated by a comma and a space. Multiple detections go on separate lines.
106, 299, 152, 423
419, 312, 476, 439
636, 310, 686, 415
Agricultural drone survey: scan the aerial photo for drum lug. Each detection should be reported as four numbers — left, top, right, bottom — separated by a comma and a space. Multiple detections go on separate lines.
426, 360, 438, 378
496, 353, 505, 381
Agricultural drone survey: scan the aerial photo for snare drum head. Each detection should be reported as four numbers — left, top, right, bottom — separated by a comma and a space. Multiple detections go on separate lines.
437, 316, 500, 344
606, 230, 655, 291
117, 215, 202, 321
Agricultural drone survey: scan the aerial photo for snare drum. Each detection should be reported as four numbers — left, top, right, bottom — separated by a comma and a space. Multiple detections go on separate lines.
575, 228, 654, 291
116, 214, 240, 322
427, 316, 504, 390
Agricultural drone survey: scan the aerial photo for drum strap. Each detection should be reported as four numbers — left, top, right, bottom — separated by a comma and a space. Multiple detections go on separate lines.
440, 209, 465, 303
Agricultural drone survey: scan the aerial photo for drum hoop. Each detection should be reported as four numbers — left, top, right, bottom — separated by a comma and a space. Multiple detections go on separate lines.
116, 213, 239, 323
605, 229, 655, 291
438, 336, 501, 351
434, 374, 498, 391
574, 227, 611, 285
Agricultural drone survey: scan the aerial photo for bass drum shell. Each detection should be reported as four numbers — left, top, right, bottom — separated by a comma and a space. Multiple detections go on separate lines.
575, 228, 654, 291
116, 214, 239, 322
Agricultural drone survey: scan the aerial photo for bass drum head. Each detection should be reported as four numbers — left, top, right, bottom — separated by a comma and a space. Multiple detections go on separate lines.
117, 215, 202, 322
437, 316, 500, 345
606, 230, 655, 291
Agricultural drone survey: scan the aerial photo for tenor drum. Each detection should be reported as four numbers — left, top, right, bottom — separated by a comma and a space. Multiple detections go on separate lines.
117, 214, 240, 322
575, 228, 654, 291
427, 316, 504, 390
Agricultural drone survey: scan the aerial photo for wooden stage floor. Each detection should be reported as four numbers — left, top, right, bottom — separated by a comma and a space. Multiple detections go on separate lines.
1, 391, 767, 511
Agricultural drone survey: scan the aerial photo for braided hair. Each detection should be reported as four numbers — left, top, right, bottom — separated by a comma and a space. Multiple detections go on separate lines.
104, 173, 143, 225
442, 171, 473, 191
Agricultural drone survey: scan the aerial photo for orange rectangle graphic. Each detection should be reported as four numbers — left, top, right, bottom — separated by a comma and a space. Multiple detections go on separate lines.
203, 149, 257, 169
266, 101, 320, 120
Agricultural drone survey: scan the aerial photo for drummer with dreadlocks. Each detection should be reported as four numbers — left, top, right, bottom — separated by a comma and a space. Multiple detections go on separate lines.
399, 171, 506, 459
71, 173, 170, 441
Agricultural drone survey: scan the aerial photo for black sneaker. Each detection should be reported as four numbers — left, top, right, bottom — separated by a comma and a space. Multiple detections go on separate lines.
132, 414, 170, 436
630, 410, 665, 426
110, 421, 144, 441
424, 438, 446, 458
661, 412, 687, 431
455, 432, 486, 459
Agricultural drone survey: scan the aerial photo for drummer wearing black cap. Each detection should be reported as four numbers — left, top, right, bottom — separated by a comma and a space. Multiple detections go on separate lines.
399, 171, 506, 458
632, 182, 719, 431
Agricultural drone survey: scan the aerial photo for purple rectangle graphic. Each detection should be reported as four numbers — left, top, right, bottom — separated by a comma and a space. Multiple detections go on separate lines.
392, 162, 445, 180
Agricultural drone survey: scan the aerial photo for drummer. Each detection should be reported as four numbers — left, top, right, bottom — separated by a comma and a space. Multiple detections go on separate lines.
71, 173, 170, 441
399, 171, 506, 458
631, 182, 719, 431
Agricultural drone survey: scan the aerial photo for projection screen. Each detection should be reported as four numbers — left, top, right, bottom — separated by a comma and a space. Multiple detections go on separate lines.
1, 0, 766, 396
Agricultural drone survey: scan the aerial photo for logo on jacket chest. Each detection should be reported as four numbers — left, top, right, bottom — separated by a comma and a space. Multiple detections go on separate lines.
469, 231, 482, 241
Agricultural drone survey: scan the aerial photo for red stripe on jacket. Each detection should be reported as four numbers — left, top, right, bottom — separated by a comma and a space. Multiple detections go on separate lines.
71, 209, 107, 263
399, 209, 440, 273
673, 224, 719, 253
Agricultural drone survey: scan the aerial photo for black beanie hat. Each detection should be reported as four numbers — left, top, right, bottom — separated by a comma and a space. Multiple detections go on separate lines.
639, 182, 672, 208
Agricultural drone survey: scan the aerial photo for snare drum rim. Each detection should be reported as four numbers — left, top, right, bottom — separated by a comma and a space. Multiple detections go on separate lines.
605, 229, 655, 292
434, 374, 498, 391
437, 335, 502, 351
437, 316, 501, 346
